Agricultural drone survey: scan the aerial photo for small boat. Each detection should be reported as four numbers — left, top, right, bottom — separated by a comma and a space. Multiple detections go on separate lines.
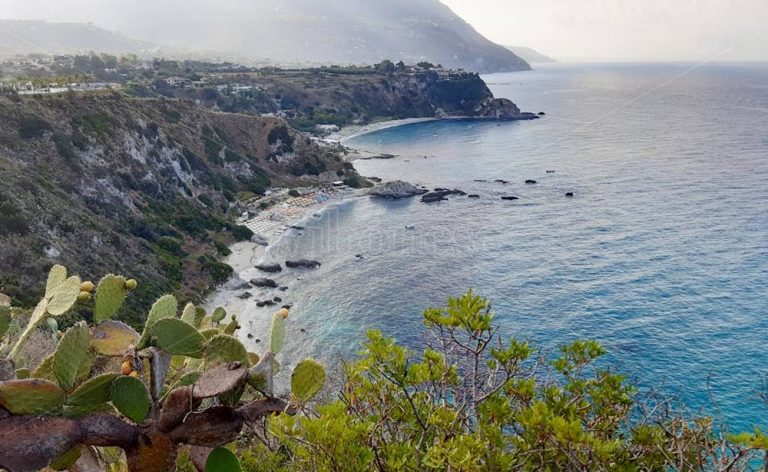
405, 225, 416, 230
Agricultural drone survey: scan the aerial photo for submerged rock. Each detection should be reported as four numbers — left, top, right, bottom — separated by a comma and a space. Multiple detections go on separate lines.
501, 196, 520, 201
368, 180, 428, 199
525, 179, 538, 185
286, 259, 322, 269
256, 300, 277, 307
250, 278, 278, 288
468, 194, 480, 198
495, 179, 510, 184
238, 292, 253, 300
565, 192, 575, 198
255, 263, 282, 273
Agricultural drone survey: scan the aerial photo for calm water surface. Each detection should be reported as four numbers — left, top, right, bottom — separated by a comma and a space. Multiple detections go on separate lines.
250, 63, 768, 430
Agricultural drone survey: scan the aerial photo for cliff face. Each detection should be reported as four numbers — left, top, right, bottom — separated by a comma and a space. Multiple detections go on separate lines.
179, 69, 534, 131
0, 93, 353, 324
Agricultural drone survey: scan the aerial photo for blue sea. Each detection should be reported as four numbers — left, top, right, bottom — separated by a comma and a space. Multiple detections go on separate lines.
255, 63, 768, 431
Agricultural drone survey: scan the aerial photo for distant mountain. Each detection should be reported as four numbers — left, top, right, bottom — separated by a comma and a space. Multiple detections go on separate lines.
506, 46, 557, 64
0, 20, 149, 57
81, 0, 531, 73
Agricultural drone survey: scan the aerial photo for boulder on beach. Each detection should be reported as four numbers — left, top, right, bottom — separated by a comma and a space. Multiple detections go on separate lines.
368, 180, 428, 199
250, 278, 278, 288
255, 263, 282, 273
286, 259, 322, 269
251, 234, 269, 247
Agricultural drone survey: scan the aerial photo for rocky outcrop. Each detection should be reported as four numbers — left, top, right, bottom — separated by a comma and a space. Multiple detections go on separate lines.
255, 263, 282, 273
250, 278, 279, 288
421, 189, 467, 203
368, 181, 428, 199
285, 260, 321, 269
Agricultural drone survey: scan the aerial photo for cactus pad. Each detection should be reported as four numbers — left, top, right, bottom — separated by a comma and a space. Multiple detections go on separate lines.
149, 318, 206, 357
0, 305, 10, 339
111, 375, 151, 424
204, 334, 250, 367
0, 379, 65, 415
270, 312, 286, 354
205, 447, 242, 472
212, 307, 227, 324
200, 328, 220, 340
32, 354, 57, 382
90, 320, 140, 357
93, 275, 127, 322
181, 303, 197, 325
49, 446, 83, 471
68, 373, 119, 407
194, 307, 207, 327
54, 321, 92, 391
224, 318, 240, 335
138, 294, 179, 348
291, 359, 326, 403
8, 298, 48, 362
47, 275, 83, 316
45, 265, 68, 299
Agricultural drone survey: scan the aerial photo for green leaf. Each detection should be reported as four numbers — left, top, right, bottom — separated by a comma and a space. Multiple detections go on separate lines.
138, 294, 178, 348
47, 276, 82, 316
68, 373, 119, 407
205, 334, 249, 367
205, 447, 242, 472
93, 275, 127, 322
91, 320, 140, 357
45, 265, 67, 299
110, 376, 151, 424
149, 318, 207, 357
291, 359, 326, 403
0, 379, 65, 415
54, 322, 92, 391
270, 312, 286, 354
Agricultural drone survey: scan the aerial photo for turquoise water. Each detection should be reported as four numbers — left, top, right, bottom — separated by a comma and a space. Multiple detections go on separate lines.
259, 63, 768, 430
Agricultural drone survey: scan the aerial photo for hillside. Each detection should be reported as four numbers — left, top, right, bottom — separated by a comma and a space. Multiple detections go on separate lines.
506, 46, 557, 63
35, 0, 531, 73
0, 20, 149, 57
0, 92, 352, 325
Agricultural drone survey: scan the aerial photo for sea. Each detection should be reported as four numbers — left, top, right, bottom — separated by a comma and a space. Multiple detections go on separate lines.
247, 63, 768, 431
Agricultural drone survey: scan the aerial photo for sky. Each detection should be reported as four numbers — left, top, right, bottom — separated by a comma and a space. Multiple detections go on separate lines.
0, 0, 767, 62
441, 0, 768, 61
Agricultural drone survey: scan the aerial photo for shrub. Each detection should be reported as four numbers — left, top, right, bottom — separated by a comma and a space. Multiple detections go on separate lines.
157, 236, 184, 256
0, 265, 324, 471
231, 225, 253, 242
288, 189, 300, 198
267, 291, 768, 471
18, 115, 53, 139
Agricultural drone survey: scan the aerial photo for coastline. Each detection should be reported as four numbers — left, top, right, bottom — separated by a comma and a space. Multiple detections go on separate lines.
325, 117, 438, 144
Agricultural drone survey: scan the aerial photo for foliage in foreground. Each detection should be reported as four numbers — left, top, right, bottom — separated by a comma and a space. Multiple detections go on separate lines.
260, 291, 768, 471
0, 265, 325, 472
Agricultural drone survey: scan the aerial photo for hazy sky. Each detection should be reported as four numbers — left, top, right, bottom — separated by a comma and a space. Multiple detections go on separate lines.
441, 0, 768, 61
0, 0, 767, 62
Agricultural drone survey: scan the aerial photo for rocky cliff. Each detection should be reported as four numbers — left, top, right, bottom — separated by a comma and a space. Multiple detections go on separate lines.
0, 93, 354, 324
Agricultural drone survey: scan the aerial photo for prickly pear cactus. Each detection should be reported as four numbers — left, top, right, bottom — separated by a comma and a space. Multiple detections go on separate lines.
93, 274, 128, 322
0, 265, 323, 472
111, 375, 151, 424
148, 318, 206, 357
291, 359, 326, 404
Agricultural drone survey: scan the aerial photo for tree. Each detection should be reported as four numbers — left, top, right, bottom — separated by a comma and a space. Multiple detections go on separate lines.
267, 291, 768, 471
0, 265, 325, 472
374, 60, 396, 74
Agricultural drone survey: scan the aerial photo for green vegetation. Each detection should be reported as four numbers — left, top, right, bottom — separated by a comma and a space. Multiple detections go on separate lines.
0, 266, 324, 472
0, 268, 767, 470
288, 189, 301, 198
17, 115, 52, 139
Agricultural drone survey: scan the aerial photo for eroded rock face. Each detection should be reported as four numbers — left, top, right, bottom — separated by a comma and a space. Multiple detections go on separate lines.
368, 181, 428, 199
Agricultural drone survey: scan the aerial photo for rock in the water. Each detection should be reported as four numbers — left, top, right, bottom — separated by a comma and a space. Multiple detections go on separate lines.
525, 179, 538, 184
565, 192, 575, 198
250, 278, 278, 288
247, 333, 254, 339
291, 225, 305, 231
279, 286, 289, 292
546, 170, 556, 174
495, 179, 510, 184
273, 297, 283, 303
251, 234, 269, 247
238, 292, 253, 300
282, 304, 293, 310
421, 189, 467, 203
255, 263, 282, 273
256, 300, 277, 307
368, 181, 428, 199
468, 194, 480, 198
286, 259, 321, 269
501, 196, 520, 201
300, 328, 307, 333
538, 111, 547, 116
